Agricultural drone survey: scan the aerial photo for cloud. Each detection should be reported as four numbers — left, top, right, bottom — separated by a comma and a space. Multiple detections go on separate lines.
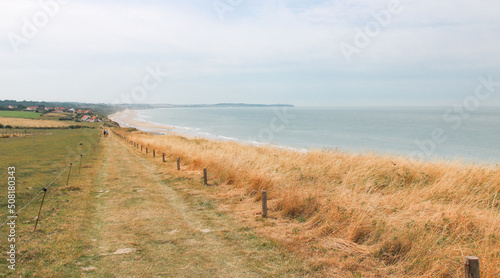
1, 0, 499, 105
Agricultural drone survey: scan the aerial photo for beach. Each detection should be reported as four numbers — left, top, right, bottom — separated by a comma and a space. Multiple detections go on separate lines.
108, 109, 173, 133
108, 109, 197, 139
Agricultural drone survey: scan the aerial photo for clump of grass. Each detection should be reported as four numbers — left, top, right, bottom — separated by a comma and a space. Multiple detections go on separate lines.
116, 128, 500, 277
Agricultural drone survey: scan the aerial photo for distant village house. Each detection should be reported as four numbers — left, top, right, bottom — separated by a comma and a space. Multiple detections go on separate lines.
81, 115, 100, 122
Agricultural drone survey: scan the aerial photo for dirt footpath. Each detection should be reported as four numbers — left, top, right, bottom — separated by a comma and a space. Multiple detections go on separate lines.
82, 133, 310, 277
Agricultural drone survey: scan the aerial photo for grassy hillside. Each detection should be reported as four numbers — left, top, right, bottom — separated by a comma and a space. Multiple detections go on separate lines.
39, 112, 73, 121
0, 111, 41, 119
0, 121, 312, 276
115, 128, 500, 277
0, 128, 102, 276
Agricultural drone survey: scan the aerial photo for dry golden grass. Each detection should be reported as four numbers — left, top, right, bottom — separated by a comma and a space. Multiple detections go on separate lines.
84, 133, 311, 277
0, 116, 73, 127
115, 128, 500, 277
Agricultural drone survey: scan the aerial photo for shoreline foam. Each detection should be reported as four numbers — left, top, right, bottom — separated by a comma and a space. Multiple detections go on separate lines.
108, 109, 192, 138
108, 109, 307, 152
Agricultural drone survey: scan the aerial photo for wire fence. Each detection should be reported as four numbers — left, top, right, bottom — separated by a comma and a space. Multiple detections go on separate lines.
0, 129, 45, 138
0, 136, 100, 229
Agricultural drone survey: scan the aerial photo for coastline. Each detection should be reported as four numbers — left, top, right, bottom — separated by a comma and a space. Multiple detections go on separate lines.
108, 109, 197, 139
108, 109, 498, 165
108, 109, 299, 150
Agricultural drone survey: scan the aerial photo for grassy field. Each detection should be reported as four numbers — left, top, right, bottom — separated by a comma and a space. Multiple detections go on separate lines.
0, 128, 102, 277
0, 116, 100, 129
40, 112, 73, 121
115, 128, 500, 277
0, 111, 41, 119
0, 121, 311, 276
2, 118, 498, 276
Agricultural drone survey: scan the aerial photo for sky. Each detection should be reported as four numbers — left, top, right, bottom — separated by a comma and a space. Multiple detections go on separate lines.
1, 0, 500, 106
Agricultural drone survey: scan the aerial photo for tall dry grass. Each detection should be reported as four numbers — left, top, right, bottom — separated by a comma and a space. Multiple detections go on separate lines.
115, 128, 500, 277
0, 116, 73, 127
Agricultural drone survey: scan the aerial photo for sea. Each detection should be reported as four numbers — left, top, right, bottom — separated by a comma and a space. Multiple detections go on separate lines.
132, 106, 500, 164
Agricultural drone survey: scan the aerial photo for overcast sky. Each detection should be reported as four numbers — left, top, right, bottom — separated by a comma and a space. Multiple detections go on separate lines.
1, 0, 500, 106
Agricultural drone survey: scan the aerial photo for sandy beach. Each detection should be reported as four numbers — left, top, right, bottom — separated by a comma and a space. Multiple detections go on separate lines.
108, 109, 197, 139
108, 109, 173, 132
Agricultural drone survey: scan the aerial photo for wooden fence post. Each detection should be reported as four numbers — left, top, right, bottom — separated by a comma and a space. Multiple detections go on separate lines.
163, 153, 165, 162
66, 163, 72, 186
177, 158, 180, 170
465, 256, 480, 278
33, 188, 48, 232
203, 168, 208, 186
78, 154, 83, 174
146, 147, 148, 154
153, 149, 155, 157
262, 190, 267, 218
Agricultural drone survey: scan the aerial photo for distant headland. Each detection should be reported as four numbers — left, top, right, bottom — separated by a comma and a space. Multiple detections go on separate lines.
0, 100, 294, 116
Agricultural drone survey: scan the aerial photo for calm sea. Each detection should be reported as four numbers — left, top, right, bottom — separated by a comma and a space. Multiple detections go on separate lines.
135, 107, 500, 164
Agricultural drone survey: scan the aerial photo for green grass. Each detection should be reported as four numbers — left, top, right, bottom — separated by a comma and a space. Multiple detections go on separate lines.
0, 128, 101, 277
39, 112, 72, 121
0, 111, 42, 119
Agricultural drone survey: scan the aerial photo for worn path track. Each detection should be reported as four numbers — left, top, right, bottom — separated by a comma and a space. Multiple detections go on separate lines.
82, 132, 308, 277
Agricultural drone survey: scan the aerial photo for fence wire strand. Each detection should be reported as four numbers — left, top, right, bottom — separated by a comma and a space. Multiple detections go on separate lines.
1, 139, 99, 229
